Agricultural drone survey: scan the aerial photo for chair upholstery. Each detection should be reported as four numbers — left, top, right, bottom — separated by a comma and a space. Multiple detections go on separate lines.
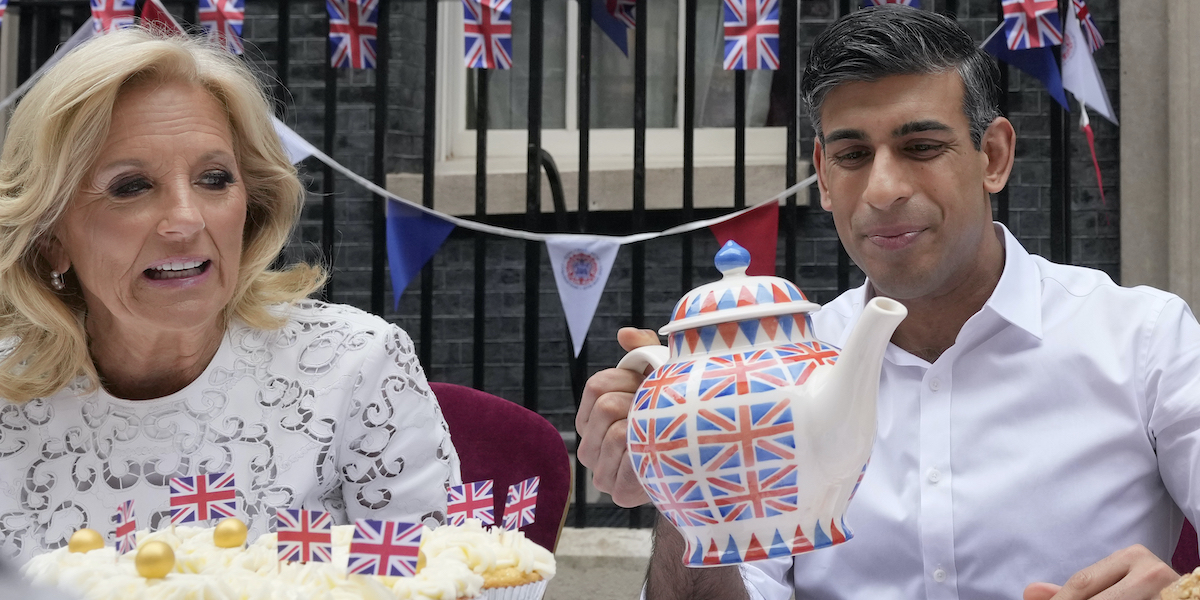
1175, 520, 1199, 574
430, 382, 572, 552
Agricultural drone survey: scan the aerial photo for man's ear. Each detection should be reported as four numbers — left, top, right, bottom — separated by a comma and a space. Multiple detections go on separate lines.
813, 139, 833, 212
980, 116, 1016, 194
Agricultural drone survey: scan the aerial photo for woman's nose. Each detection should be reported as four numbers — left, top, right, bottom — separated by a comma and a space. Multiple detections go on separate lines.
157, 184, 205, 238
861, 149, 913, 210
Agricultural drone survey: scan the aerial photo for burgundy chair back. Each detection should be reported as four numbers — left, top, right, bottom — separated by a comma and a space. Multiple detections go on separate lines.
430, 382, 571, 552
1175, 520, 1200, 574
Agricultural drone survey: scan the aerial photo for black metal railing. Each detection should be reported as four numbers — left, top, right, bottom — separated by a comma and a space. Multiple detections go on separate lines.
3, 0, 1089, 528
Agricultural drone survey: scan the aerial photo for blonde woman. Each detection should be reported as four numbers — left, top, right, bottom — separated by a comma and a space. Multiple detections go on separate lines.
0, 28, 460, 563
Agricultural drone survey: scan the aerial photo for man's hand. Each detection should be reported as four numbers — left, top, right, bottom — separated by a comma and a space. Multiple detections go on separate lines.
575, 327, 660, 507
1023, 545, 1178, 600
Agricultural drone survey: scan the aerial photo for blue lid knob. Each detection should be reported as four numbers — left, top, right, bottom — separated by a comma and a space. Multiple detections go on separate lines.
715, 240, 751, 276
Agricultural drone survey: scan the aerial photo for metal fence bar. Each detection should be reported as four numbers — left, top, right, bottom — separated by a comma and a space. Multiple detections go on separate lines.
420, 0, 438, 369
370, 0, 390, 315
275, 1, 289, 110
322, 24, 337, 301
1050, 47, 1071, 264
523, 0, 545, 413
628, 0, 649, 530
682, 0, 696, 293
782, 0, 798, 282
473, 69, 489, 390
572, 0, 594, 530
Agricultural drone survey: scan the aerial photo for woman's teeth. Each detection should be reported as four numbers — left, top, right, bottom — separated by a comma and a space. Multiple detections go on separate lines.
146, 260, 208, 280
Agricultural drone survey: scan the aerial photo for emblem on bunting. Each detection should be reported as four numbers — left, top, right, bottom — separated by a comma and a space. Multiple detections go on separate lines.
463, 0, 513, 69
90, 0, 135, 34
327, 0, 379, 69
114, 499, 137, 555
1072, 0, 1103, 52
347, 519, 422, 577
563, 250, 601, 288
723, 0, 780, 70
169, 472, 238, 525
502, 476, 539, 531
276, 509, 334, 564
448, 480, 495, 526
1001, 0, 1063, 50
199, 0, 245, 55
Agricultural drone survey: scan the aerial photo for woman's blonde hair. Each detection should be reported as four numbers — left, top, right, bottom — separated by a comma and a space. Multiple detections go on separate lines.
0, 28, 325, 402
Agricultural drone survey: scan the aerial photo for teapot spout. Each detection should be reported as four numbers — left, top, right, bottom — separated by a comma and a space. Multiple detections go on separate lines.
811, 297, 907, 473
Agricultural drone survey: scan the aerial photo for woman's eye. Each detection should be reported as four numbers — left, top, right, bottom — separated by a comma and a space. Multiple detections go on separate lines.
109, 177, 151, 197
198, 170, 236, 189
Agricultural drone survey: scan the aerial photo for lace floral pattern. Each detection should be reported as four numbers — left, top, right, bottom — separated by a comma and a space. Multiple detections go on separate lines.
0, 301, 460, 564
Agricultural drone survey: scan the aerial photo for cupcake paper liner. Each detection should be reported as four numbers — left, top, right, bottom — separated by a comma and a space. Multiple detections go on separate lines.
477, 579, 548, 600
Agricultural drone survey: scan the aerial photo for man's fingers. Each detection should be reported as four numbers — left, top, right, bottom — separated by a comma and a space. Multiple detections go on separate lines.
1022, 582, 1060, 600
577, 368, 644, 434
1044, 545, 1177, 600
617, 327, 661, 352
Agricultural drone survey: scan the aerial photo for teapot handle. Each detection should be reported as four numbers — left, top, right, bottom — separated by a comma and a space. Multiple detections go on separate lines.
616, 346, 670, 375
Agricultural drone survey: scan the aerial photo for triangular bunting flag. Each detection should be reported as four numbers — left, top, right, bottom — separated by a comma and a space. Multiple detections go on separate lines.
1061, 0, 1116, 125
272, 117, 319, 164
709, 200, 779, 277
546, 236, 620, 356
140, 0, 184, 34
591, 0, 629, 56
981, 24, 1068, 111
386, 200, 456, 309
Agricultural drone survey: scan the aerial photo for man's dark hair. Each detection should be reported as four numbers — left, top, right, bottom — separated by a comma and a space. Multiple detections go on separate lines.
800, 6, 1001, 149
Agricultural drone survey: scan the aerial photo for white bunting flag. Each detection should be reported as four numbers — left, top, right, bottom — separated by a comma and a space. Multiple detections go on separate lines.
546, 236, 621, 357
1061, 0, 1117, 125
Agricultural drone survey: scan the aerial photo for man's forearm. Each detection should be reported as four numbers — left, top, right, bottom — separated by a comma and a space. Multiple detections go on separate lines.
644, 512, 751, 600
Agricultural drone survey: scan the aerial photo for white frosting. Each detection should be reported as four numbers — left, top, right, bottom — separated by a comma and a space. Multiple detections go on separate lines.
22, 520, 554, 600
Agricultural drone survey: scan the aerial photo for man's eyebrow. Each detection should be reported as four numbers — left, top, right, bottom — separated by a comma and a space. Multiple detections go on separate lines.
893, 120, 953, 138
824, 128, 867, 144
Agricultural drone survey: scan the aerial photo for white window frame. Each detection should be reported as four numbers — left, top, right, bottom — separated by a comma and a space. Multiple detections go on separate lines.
434, 1, 788, 176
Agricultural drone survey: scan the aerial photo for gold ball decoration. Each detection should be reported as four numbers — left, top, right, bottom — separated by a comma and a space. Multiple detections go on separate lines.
67, 529, 104, 554
135, 541, 175, 579
213, 517, 247, 548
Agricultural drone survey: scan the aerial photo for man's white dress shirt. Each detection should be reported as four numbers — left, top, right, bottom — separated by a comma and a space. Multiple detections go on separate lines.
739, 224, 1200, 599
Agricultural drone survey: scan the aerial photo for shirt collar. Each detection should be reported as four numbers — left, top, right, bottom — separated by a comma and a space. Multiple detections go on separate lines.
836, 222, 1043, 346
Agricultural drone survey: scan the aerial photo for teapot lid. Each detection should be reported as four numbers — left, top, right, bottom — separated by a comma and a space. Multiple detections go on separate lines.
660, 241, 821, 335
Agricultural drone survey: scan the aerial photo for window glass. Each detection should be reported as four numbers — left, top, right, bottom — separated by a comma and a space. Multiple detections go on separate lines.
466, 1, 568, 130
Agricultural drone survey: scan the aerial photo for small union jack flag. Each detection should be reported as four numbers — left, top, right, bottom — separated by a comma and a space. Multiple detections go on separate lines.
463, 0, 513, 70
707, 464, 799, 522
628, 414, 692, 479
1001, 0, 1062, 50
90, 0, 135, 35
697, 350, 789, 402
696, 400, 795, 471
863, 0, 920, 7
606, 0, 636, 29
646, 480, 716, 528
1072, 0, 1103, 52
448, 480, 495, 526
347, 519, 422, 577
276, 509, 333, 564
502, 476, 539, 531
199, 0, 245, 55
723, 0, 780, 70
169, 472, 238, 525
114, 499, 137, 555
327, 0, 379, 69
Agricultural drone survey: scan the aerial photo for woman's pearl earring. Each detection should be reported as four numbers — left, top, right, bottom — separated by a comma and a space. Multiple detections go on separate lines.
50, 271, 65, 291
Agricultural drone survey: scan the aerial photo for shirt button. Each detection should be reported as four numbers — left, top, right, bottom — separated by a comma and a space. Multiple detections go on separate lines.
927, 469, 941, 484
929, 378, 942, 391
933, 568, 947, 583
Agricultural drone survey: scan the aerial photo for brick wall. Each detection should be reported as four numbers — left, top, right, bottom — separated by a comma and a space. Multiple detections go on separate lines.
239, 0, 1120, 427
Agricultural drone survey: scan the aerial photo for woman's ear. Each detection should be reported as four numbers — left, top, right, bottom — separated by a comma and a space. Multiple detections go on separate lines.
39, 234, 71, 276
980, 116, 1016, 194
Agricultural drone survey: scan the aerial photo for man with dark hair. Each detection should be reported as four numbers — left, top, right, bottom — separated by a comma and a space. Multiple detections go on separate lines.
576, 6, 1200, 600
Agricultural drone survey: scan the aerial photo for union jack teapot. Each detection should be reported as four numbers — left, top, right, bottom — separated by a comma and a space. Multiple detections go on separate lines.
618, 241, 906, 567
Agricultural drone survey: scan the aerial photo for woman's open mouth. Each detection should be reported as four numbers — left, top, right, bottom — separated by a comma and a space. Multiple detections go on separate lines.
145, 260, 211, 281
